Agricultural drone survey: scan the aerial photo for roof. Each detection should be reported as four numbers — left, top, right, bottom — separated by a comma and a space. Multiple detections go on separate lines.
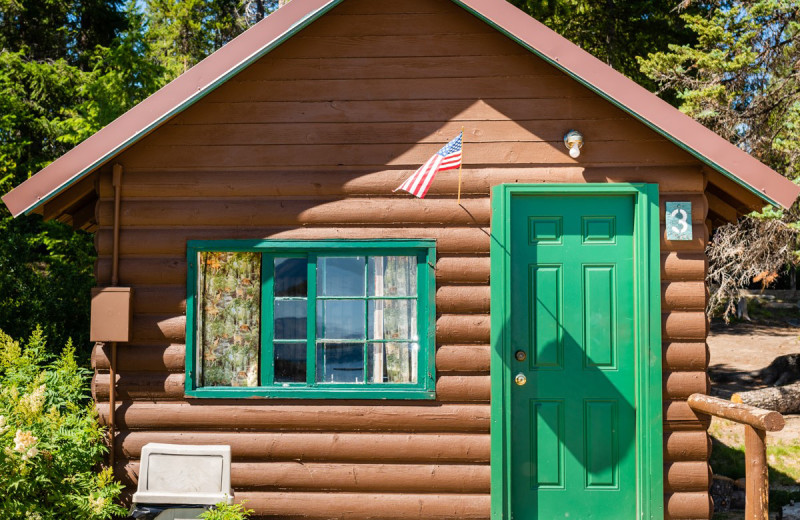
4, 0, 799, 217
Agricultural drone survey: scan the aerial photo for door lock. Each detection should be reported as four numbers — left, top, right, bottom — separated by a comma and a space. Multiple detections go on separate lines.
515, 373, 527, 386
515, 350, 527, 362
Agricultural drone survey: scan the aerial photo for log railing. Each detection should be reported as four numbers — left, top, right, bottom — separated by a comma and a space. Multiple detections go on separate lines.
687, 393, 785, 520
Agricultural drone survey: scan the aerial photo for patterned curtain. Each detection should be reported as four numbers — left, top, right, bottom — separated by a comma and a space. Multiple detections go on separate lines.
197, 251, 261, 387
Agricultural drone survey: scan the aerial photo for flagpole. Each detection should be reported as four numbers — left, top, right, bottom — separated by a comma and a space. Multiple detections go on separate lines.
457, 127, 464, 205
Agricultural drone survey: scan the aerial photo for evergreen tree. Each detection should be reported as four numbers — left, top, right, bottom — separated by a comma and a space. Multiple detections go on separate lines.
511, 0, 706, 90
639, 1, 800, 318
0, 1, 163, 358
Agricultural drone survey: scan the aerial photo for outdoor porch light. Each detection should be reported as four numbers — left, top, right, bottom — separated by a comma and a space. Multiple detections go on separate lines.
564, 130, 584, 158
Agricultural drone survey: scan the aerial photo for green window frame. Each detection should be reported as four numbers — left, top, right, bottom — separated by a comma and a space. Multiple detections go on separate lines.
185, 239, 436, 399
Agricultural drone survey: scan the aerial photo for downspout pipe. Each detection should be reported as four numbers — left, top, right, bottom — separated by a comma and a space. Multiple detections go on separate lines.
109, 164, 123, 468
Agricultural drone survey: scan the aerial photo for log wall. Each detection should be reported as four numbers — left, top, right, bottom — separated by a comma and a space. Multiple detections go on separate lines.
89, 0, 712, 517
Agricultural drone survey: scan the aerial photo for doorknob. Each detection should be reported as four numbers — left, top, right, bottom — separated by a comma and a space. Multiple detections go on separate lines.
515, 373, 527, 386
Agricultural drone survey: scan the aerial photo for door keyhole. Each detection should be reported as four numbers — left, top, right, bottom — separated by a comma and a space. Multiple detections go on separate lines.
515, 350, 527, 362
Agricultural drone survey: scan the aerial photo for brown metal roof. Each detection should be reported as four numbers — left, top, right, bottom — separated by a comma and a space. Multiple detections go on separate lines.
4, 0, 798, 216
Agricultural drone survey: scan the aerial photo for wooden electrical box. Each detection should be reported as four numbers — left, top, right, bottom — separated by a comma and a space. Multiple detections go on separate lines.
90, 287, 133, 342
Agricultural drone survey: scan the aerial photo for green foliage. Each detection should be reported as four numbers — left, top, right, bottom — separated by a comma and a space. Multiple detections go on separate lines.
639, 1, 800, 182
508, 0, 705, 90
199, 501, 254, 520
0, 328, 126, 518
143, 0, 274, 79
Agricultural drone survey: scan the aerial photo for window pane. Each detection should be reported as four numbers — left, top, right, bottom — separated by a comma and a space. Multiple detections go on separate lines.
316, 343, 365, 383
274, 300, 307, 340
318, 257, 365, 296
274, 343, 306, 383
197, 251, 261, 387
368, 256, 416, 296
369, 299, 417, 340
317, 300, 365, 340
275, 258, 308, 297
368, 343, 418, 383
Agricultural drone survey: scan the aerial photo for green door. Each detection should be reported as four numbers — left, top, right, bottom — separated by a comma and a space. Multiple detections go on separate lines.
509, 194, 637, 519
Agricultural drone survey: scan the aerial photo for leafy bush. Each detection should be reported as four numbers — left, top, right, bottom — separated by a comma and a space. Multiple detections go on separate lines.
0, 328, 126, 519
199, 501, 254, 520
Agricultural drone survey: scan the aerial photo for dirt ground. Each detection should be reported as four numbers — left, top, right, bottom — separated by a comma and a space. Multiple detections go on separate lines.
708, 320, 800, 519
708, 321, 800, 443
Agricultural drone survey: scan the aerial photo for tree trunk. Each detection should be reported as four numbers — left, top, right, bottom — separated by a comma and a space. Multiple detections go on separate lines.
732, 382, 800, 414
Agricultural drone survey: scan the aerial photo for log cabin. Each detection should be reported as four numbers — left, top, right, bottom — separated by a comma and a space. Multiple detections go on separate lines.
4, 0, 799, 518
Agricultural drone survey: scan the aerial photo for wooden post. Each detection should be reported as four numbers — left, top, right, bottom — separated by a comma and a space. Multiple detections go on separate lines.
744, 425, 769, 520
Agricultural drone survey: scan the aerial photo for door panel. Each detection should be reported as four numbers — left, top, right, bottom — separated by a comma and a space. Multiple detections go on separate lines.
510, 194, 636, 519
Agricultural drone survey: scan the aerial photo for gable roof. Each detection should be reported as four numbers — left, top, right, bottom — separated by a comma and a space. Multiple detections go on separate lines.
4, 0, 799, 217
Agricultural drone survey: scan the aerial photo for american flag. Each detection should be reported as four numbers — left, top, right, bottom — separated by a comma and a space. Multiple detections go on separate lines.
395, 132, 463, 198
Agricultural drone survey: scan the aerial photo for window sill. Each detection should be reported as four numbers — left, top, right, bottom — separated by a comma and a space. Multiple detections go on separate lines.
184, 386, 436, 400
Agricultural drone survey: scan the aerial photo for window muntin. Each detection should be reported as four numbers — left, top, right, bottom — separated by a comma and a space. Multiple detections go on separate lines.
187, 241, 435, 399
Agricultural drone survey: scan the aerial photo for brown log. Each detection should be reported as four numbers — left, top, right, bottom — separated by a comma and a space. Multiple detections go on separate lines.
436, 314, 490, 344
661, 224, 709, 253
435, 375, 490, 402
661, 252, 707, 282
663, 342, 709, 371
93, 372, 184, 401
275, 12, 497, 39
96, 401, 491, 432
97, 166, 703, 199
117, 431, 490, 463
664, 400, 710, 431
436, 345, 490, 373
687, 394, 784, 432
664, 492, 713, 520
199, 74, 597, 104
664, 461, 711, 492
172, 97, 637, 130
93, 372, 490, 402
436, 285, 490, 314
121, 141, 696, 170
98, 198, 491, 227
663, 431, 711, 462
263, 32, 535, 61
119, 461, 490, 493
744, 426, 769, 520
661, 281, 707, 311
732, 383, 800, 414
435, 256, 490, 284
94, 342, 489, 374
706, 191, 738, 224
153, 119, 664, 148
127, 313, 489, 344
662, 312, 708, 341
235, 491, 491, 520
663, 372, 710, 399
236, 53, 556, 81
96, 227, 492, 258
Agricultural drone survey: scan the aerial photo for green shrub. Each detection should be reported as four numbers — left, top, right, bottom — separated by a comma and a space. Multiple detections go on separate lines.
199, 501, 254, 520
0, 328, 126, 519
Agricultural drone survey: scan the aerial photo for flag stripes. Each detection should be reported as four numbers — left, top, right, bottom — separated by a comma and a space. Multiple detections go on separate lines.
395, 132, 463, 198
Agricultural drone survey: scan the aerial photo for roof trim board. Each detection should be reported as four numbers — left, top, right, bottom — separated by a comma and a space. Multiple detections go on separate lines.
4, 0, 798, 217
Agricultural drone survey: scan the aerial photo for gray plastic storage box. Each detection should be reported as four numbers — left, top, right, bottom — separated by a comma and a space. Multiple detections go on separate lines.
131, 443, 233, 515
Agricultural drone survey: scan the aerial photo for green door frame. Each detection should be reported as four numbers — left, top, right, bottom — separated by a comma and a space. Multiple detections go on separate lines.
490, 183, 664, 519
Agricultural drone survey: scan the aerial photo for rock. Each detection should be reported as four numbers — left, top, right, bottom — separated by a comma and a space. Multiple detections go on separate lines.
712, 475, 735, 512
783, 501, 800, 519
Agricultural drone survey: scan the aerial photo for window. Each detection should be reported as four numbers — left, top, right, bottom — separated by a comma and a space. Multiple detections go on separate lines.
185, 240, 436, 399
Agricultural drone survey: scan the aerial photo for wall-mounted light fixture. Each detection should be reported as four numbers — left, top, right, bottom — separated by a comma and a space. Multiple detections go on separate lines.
564, 130, 584, 159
